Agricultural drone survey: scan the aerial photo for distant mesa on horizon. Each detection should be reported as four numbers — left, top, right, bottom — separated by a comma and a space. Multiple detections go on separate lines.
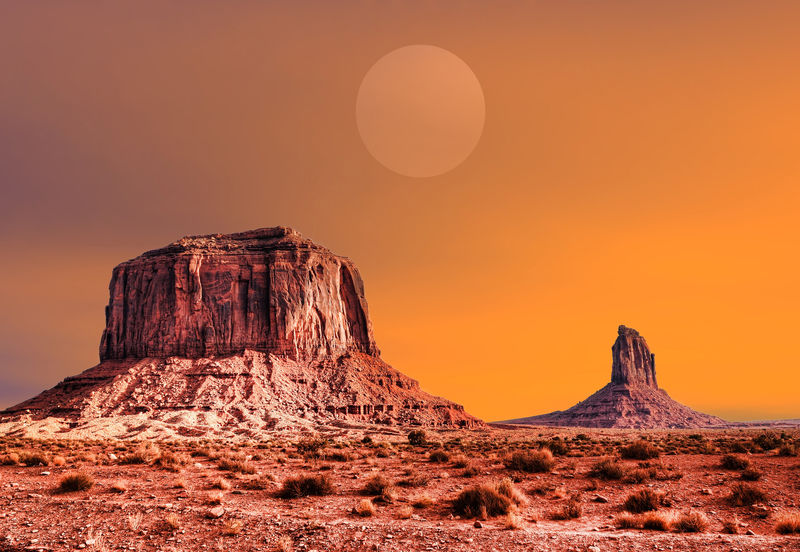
0, 227, 481, 438
501, 325, 730, 429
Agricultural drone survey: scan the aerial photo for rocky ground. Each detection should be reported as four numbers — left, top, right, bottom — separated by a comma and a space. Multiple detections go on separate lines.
1, 427, 799, 552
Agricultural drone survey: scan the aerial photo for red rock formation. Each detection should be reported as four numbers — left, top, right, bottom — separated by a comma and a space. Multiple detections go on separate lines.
503, 325, 727, 429
99, 227, 378, 361
3, 228, 481, 435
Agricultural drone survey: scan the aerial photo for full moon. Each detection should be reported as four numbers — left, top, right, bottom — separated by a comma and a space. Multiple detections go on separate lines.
356, 45, 486, 178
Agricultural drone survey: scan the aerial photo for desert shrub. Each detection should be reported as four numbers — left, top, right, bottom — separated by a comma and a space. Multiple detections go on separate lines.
720, 454, 750, 470
217, 454, 256, 474
624, 467, 656, 484
20, 451, 50, 467
462, 464, 480, 477
641, 511, 672, 531
496, 478, 528, 507
728, 482, 767, 506
452, 485, 512, 518
164, 513, 181, 531
397, 470, 429, 488
411, 493, 433, 509
740, 467, 762, 481
361, 474, 392, 496
589, 458, 624, 480
504, 511, 524, 529
278, 474, 334, 499
324, 451, 353, 462
721, 517, 739, 534
407, 430, 427, 446
778, 444, 798, 457
624, 489, 661, 513
619, 440, 659, 460
429, 450, 450, 463
0, 452, 20, 465
752, 432, 780, 451
503, 449, 554, 473
121, 444, 160, 465
775, 513, 800, 535
212, 478, 232, 490
615, 513, 639, 529
58, 472, 94, 493
206, 491, 224, 505
154, 451, 187, 471
550, 499, 582, 520
355, 498, 376, 517
544, 439, 570, 456
674, 511, 709, 533
397, 505, 414, 519
296, 437, 327, 458
450, 454, 469, 468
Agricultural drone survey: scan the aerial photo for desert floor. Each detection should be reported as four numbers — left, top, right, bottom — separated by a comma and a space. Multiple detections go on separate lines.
1, 427, 799, 551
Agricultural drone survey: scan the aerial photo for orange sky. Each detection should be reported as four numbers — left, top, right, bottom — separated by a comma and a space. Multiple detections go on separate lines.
1, 2, 799, 421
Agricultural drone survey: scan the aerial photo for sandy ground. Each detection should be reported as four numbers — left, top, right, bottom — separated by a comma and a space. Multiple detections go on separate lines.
1, 427, 799, 551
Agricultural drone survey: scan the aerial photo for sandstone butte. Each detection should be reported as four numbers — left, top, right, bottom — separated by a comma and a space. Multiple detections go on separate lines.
1, 227, 481, 439
503, 325, 729, 429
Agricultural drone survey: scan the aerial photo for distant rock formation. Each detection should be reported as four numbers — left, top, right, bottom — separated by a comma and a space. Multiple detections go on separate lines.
2, 228, 480, 437
502, 325, 727, 429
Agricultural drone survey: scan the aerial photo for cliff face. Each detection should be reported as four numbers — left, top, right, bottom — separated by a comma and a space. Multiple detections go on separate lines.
4, 227, 481, 436
99, 227, 378, 361
610, 325, 657, 388
503, 325, 727, 429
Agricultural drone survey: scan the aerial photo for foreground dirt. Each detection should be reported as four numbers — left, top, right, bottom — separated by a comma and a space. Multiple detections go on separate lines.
1, 427, 799, 551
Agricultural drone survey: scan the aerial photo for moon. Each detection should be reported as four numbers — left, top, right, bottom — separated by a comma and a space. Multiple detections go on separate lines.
356, 45, 486, 178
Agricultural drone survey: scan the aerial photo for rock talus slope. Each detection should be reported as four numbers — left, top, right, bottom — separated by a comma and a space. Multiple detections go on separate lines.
2, 227, 480, 438
504, 325, 727, 429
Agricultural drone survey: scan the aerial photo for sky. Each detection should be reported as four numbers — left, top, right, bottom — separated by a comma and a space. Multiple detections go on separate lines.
1, 2, 799, 422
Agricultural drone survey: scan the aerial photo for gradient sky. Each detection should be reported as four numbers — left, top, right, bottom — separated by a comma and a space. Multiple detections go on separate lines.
1, 2, 799, 422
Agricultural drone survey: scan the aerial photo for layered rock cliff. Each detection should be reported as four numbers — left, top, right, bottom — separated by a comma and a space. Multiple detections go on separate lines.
503, 325, 727, 429
2, 228, 480, 436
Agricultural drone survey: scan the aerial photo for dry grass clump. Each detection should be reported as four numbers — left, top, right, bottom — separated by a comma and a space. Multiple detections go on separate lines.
775, 512, 800, 535
361, 474, 392, 496
673, 511, 709, 533
549, 498, 582, 520
778, 444, 798, 457
397, 505, 414, 519
20, 451, 50, 467
429, 449, 450, 463
450, 454, 469, 468
398, 469, 430, 488
121, 443, 160, 465
504, 511, 524, 529
411, 493, 434, 509
58, 472, 94, 493
154, 451, 188, 472
164, 513, 181, 531
615, 512, 639, 529
0, 452, 20, 465
728, 482, 767, 506
453, 479, 526, 519
241, 475, 275, 491
217, 453, 256, 474
619, 440, 660, 460
740, 467, 762, 481
721, 517, 739, 534
212, 478, 232, 490
720, 454, 750, 470
589, 457, 625, 480
278, 474, 334, 499
407, 430, 427, 446
355, 498, 376, 517
623, 489, 662, 513
206, 491, 224, 505
222, 519, 243, 536
640, 511, 673, 531
52, 455, 67, 466
503, 449, 555, 473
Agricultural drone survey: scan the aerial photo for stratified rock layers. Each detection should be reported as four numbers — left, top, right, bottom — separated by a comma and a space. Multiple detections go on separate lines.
4, 228, 480, 432
505, 325, 726, 429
